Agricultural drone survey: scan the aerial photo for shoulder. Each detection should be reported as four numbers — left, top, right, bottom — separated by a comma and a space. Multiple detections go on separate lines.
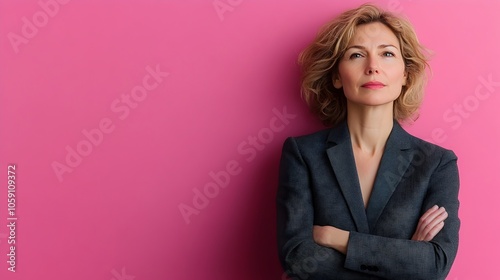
401, 128, 458, 164
279, 128, 333, 164
285, 120, 349, 148
282, 127, 332, 152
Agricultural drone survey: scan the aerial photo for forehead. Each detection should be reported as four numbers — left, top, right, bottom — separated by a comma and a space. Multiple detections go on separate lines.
349, 22, 400, 47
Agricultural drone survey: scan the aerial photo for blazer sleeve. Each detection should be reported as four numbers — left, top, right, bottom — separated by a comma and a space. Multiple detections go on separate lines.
276, 137, 378, 279
344, 148, 460, 280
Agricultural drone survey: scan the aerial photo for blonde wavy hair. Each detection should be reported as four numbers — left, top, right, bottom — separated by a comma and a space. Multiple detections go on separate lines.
298, 3, 429, 126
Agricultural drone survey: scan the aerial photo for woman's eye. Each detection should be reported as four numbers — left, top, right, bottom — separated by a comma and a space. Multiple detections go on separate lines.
349, 53, 363, 59
383, 51, 395, 57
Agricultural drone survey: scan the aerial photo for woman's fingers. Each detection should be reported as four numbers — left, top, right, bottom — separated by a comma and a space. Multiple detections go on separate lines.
412, 205, 448, 241
419, 209, 448, 241
424, 221, 445, 241
413, 205, 439, 239
419, 205, 439, 222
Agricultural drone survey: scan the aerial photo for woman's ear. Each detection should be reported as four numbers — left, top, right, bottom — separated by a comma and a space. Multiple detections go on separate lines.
333, 76, 342, 89
402, 71, 407, 86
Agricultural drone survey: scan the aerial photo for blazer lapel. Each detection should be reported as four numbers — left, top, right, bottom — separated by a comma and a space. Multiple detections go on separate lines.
326, 122, 370, 234
365, 121, 413, 231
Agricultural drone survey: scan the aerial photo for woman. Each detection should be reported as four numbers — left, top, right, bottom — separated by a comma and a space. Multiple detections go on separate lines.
276, 4, 460, 280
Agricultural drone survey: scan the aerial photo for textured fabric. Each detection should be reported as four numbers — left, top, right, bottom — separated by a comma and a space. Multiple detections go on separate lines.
276, 120, 460, 280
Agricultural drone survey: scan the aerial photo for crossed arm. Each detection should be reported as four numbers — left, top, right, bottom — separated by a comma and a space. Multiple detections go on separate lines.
313, 205, 449, 254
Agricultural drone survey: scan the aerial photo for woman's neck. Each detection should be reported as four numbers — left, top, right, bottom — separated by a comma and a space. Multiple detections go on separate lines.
346, 103, 394, 155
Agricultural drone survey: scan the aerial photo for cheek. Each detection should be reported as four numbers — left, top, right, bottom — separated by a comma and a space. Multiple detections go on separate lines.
337, 64, 359, 85
387, 61, 406, 80
385, 67, 406, 84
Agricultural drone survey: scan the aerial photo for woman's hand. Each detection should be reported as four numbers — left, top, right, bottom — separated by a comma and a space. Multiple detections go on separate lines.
412, 205, 448, 241
313, 225, 350, 254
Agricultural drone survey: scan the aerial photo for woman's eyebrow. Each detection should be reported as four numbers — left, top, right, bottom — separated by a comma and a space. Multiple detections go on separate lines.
379, 44, 399, 49
346, 44, 399, 51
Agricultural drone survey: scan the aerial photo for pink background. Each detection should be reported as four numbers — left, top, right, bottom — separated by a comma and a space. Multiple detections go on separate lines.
1, 0, 499, 279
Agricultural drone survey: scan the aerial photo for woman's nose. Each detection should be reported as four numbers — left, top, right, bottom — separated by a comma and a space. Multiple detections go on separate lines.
365, 57, 380, 75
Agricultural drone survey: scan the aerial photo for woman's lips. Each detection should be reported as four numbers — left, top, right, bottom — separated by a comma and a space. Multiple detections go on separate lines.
362, 81, 385, 89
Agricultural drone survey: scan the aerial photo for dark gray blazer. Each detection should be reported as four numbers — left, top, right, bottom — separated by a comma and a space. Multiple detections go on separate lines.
276, 120, 460, 280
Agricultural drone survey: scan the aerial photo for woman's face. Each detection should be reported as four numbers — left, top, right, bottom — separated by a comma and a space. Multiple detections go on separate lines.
335, 22, 407, 108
